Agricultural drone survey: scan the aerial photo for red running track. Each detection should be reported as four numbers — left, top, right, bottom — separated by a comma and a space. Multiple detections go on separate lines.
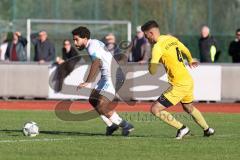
0, 100, 240, 113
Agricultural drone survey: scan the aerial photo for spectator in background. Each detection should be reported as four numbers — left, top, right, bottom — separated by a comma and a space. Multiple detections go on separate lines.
0, 32, 13, 61
199, 25, 220, 63
228, 28, 240, 63
54, 39, 81, 92
128, 26, 151, 64
104, 33, 121, 61
56, 39, 79, 64
31, 31, 55, 63
5, 31, 27, 61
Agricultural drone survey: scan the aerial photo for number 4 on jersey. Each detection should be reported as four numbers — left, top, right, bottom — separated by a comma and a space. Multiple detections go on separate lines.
176, 47, 185, 66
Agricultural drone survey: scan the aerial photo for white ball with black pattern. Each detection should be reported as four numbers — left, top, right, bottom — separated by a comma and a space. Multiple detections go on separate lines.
23, 121, 39, 137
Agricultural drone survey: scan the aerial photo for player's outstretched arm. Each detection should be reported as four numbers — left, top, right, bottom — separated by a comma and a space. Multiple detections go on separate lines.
77, 59, 100, 90
177, 41, 199, 69
85, 59, 100, 82
178, 41, 194, 63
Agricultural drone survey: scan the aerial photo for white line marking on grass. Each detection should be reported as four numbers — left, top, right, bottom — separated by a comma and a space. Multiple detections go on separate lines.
1, 133, 237, 144
0, 138, 73, 143
215, 134, 240, 138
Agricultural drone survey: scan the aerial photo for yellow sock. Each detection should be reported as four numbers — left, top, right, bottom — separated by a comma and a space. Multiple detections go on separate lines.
190, 107, 209, 130
156, 110, 183, 129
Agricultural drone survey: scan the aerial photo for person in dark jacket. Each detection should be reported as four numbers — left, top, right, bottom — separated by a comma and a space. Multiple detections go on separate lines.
54, 39, 81, 92
199, 26, 220, 63
228, 28, 240, 63
56, 39, 79, 64
128, 26, 151, 64
5, 32, 27, 61
32, 31, 55, 63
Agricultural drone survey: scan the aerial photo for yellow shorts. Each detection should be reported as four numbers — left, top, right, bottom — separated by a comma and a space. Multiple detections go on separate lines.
162, 82, 194, 106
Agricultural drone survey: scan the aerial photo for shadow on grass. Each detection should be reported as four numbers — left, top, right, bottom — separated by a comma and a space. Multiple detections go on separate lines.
0, 129, 105, 137
0, 129, 23, 137
40, 130, 106, 136
0, 129, 167, 138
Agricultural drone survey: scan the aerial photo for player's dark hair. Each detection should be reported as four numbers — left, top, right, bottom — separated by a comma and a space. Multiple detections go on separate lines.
72, 26, 91, 39
236, 28, 240, 34
141, 20, 159, 32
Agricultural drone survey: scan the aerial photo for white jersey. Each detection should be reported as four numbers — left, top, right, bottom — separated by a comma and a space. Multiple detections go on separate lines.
86, 39, 118, 79
86, 39, 124, 100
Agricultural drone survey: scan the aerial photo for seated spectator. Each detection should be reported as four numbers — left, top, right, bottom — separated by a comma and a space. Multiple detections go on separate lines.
5, 31, 27, 61
128, 26, 151, 64
54, 39, 81, 92
228, 28, 240, 63
199, 25, 221, 63
31, 31, 55, 63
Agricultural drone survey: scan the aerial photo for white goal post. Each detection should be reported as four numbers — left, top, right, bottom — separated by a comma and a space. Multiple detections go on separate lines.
26, 19, 132, 61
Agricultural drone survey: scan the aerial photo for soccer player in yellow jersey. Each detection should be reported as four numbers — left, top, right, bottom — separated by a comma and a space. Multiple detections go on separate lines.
141, 20, 215, 139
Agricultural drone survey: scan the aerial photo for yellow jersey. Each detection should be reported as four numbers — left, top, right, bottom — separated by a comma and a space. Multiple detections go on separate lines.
149, 35, 193, 85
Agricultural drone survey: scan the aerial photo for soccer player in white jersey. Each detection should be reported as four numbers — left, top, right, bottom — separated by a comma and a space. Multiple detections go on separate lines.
72, 26, 134, 136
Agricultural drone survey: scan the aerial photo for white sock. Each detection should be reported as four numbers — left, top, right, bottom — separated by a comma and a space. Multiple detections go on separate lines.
109, 112, 123, 125
100, 115, 113, 127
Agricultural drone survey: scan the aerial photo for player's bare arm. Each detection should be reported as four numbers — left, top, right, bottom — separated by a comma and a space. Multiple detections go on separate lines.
77, 58, 100, 90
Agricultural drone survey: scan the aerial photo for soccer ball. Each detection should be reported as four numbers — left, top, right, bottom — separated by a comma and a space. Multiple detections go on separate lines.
23, 121, 39, 137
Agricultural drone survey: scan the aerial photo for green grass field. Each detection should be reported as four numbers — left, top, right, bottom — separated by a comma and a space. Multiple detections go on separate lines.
0, 110, 239, 160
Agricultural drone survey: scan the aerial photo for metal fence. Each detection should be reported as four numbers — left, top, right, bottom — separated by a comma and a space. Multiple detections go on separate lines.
0, 0, 240, 62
